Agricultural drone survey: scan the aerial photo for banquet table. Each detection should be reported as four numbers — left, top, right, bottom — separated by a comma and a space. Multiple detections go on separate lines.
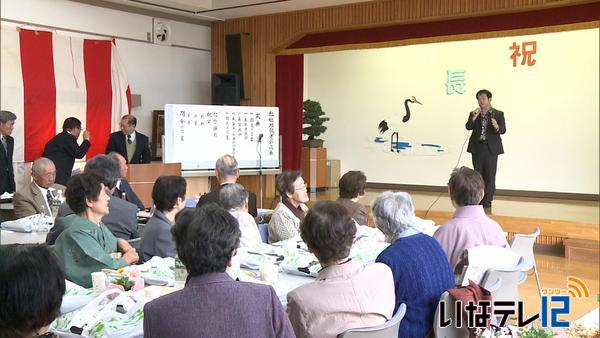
49, 225, 406, 337
0, 229, 48, 245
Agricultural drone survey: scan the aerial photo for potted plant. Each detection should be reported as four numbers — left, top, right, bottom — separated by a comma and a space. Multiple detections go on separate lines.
302, 99, 329, 148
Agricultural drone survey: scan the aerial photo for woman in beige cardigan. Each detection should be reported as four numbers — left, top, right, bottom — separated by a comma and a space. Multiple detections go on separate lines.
267, 170, 309, 243
286, 201, 395, 338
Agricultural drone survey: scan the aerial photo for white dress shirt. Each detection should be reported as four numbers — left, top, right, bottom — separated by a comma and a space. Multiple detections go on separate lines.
127, 131, 136, 143
34, 182, 55, 215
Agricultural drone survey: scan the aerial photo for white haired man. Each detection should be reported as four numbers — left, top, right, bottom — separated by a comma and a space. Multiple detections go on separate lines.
13, 157, 65, 218
219, 183, 262, 247
196, 154, 258, 217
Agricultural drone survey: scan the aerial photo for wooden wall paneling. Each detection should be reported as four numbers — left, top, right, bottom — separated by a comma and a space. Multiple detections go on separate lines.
240, 33, 252, 100
207, 174, 277, 208
185, 177, 210, 200
126, 163, 181, 207
212, 0, 585, 107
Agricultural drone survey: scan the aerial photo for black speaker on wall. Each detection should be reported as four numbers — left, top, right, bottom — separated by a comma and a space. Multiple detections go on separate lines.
212, 73, 240, 106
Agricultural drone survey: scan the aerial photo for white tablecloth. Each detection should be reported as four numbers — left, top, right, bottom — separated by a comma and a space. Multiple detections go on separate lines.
49, 229, 393, 337
0, 229, 47, 245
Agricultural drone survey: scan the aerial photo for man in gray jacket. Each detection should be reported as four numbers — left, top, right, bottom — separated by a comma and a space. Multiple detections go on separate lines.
13, 157, 65, 218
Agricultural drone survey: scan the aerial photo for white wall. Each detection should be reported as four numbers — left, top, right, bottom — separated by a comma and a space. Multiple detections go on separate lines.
304, 28, 599, 195
1, 0, 212, 137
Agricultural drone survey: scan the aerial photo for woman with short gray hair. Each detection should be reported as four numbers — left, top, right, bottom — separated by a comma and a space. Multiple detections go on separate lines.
371, 191, 454, 337
371, 191, 419, 241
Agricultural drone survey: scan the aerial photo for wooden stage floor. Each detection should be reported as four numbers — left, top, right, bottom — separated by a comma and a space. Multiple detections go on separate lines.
310, 188, 600, 323
310, 188, 599, 224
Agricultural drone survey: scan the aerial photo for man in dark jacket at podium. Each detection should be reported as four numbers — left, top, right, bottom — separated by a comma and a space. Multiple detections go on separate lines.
106, 115, 151, 164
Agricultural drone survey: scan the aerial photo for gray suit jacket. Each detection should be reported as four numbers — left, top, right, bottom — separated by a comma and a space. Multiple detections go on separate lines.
46, 197, 139, 244
140, 210, 175, 262
143, 272, 294, 338
13, 182, 65, 218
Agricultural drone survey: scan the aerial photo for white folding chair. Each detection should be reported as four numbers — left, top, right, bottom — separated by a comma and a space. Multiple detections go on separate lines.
454, 245, 522, 287
480, 258, 528, 326
432, 291, 470, 338
510, 227, 542, 299
337, 303, 407, 338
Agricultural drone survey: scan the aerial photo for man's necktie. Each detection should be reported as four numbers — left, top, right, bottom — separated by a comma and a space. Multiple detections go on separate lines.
1, 136, 6, 153
46, 190, 53, 207
127, 134, 132, 144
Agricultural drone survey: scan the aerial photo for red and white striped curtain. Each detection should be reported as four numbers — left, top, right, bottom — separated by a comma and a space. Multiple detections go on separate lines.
0, 25, 131, 163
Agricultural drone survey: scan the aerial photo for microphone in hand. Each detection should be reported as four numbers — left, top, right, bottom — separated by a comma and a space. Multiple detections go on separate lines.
258, 133, 264, 142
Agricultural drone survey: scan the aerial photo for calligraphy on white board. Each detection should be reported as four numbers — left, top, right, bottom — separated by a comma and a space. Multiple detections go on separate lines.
163, 104, 280, 170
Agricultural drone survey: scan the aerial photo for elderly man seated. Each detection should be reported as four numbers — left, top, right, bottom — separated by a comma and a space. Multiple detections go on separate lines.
219, 183, 262, 247
107, 152, 145, 211
46, 155, 139, 244
196, 154, 258, 217
372, 191, 454, 338
433, 166, 508, 271
143, 205, 294, 337
13, 157, 65, 218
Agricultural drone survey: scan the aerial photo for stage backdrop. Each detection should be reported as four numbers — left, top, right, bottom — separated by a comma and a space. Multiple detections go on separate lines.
304, 27, 599, 195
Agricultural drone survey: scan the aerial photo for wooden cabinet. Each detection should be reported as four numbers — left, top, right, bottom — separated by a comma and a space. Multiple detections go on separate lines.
126, 163, 181, 207
301, 147, 327, 192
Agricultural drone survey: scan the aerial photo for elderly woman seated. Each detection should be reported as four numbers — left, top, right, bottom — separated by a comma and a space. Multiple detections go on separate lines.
372, 191, 454, 337
218, 183, 262, 247
336, 170, 368, 226
143, 205, 294, 337
140, 175, 187, 261
268, 171, 309, 242
0, 244, 65, 337
286, 201, 395, 338
53, 172, 139, 288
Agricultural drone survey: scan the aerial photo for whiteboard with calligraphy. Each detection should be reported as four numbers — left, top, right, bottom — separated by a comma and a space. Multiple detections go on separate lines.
163, 104, 279, 170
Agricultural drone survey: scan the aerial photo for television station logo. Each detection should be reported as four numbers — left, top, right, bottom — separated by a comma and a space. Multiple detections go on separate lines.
437, 275, 591, 330
540, 276, 591, 327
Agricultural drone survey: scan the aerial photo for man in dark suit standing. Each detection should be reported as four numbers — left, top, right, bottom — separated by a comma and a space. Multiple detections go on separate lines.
105, 115, 151, 164
0, 110, 17, 194
196, 154, 258, 217
43, 117, 91, 186
466, 89, 506, 209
